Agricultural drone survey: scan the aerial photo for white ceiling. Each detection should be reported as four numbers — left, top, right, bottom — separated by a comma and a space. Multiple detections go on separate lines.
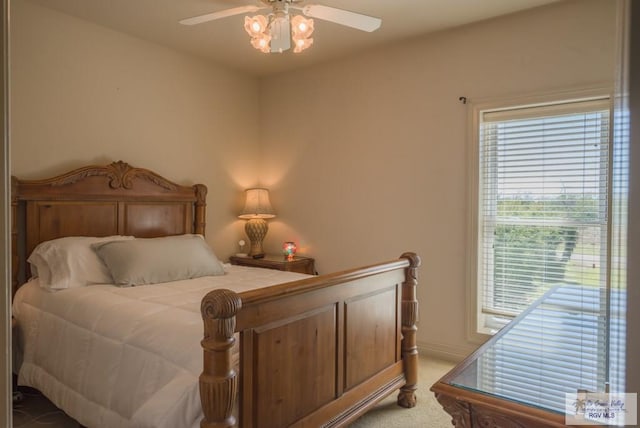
26, 0, 563, 77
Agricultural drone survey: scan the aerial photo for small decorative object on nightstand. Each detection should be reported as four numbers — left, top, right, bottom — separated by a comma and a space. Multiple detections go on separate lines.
282, 241, 297, 260
229, 254, 315, 275
236, 239, 248, 257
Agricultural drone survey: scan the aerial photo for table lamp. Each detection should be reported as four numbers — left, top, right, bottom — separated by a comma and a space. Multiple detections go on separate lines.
238, 188, 275, 257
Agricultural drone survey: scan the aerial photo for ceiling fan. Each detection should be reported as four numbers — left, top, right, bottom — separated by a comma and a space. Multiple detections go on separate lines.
179, 0, 382, 54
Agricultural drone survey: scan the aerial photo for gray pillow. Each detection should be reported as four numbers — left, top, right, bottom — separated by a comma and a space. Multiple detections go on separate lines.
92, 234, 225, 286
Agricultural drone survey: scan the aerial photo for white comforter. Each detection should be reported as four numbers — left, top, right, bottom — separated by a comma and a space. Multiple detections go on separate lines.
13, 265, 310, 428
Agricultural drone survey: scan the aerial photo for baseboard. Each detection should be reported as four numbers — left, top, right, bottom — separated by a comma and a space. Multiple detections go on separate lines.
417, 340, 477, 363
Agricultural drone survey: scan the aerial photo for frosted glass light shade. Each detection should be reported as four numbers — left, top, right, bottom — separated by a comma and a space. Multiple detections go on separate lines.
244, 15, 268, 37
291, 16, 313, 53
239, 188, 275, 219
291, 16, 314, 38
293, 37, 313, 53
250, 34, 271, 53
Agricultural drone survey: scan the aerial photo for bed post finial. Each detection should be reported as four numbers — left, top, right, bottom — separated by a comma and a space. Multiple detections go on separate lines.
398, 252, 421, 408
200, 288, 242, 428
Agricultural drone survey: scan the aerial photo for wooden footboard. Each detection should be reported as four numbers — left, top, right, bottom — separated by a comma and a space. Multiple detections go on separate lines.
200, 252, 420, 428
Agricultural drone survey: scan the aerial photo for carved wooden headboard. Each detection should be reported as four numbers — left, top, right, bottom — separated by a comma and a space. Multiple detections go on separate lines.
11, 161, 207, 296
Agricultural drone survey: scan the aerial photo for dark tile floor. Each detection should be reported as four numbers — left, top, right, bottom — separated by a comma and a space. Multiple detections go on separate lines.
13, 386, 81, 428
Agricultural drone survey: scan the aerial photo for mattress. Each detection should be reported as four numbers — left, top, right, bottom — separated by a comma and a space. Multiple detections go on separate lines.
12, 264, 310, 428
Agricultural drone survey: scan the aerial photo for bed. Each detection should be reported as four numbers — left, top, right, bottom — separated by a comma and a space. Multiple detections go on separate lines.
11, 161, 421, 428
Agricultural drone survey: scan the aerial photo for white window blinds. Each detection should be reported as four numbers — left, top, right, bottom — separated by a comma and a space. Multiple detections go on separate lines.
478, 98, 611, 330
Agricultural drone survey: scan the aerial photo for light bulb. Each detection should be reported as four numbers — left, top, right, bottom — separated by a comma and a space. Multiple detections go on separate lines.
291, 15, 314, 39
293, 37, 313, 53
250, 34, 271, 53
244, 15, 268, 37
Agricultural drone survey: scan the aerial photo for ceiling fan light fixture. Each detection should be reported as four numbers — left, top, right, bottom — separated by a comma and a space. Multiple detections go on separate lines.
291, 15, 313, 53
291, 15, 314, 39
244, 12, 311, 54
181, 2, 381, 55
244, 15, 268, 37
292, 36, 313, 53
250, 33, 272, 53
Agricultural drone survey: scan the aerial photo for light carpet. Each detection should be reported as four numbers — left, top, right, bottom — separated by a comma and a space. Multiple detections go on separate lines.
349, 356, 455, 427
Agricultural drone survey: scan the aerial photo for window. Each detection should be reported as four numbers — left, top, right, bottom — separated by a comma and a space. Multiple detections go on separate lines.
472, 95, 612, 335
468, 90, 629, 400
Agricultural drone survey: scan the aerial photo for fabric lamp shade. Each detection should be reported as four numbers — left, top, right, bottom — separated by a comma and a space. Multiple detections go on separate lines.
239, 188, 275, 219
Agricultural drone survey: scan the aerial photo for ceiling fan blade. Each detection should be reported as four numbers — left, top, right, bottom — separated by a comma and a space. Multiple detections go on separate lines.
300, 5, 381, 32
179, 5, 265, 26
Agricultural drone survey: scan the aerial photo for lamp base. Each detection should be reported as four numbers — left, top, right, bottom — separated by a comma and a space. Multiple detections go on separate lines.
245, 218, 269, 257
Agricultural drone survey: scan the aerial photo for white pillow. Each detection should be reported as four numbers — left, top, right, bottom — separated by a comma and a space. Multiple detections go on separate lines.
26, 252, 50, 284
92, 234, 225, 286
27, 235, 135, 289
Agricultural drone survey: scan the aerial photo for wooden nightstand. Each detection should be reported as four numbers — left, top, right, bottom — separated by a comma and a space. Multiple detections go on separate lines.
229, 255, 316, 275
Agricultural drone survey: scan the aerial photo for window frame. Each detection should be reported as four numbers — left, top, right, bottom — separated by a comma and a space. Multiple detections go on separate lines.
465, 86, 614, 343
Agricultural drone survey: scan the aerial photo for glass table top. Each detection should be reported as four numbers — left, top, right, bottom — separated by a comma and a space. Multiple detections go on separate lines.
448, 285, 626, 414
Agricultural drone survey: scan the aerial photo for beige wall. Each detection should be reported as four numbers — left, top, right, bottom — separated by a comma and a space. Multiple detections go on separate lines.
10, 0, 261, 257
258, 0, 618, 359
